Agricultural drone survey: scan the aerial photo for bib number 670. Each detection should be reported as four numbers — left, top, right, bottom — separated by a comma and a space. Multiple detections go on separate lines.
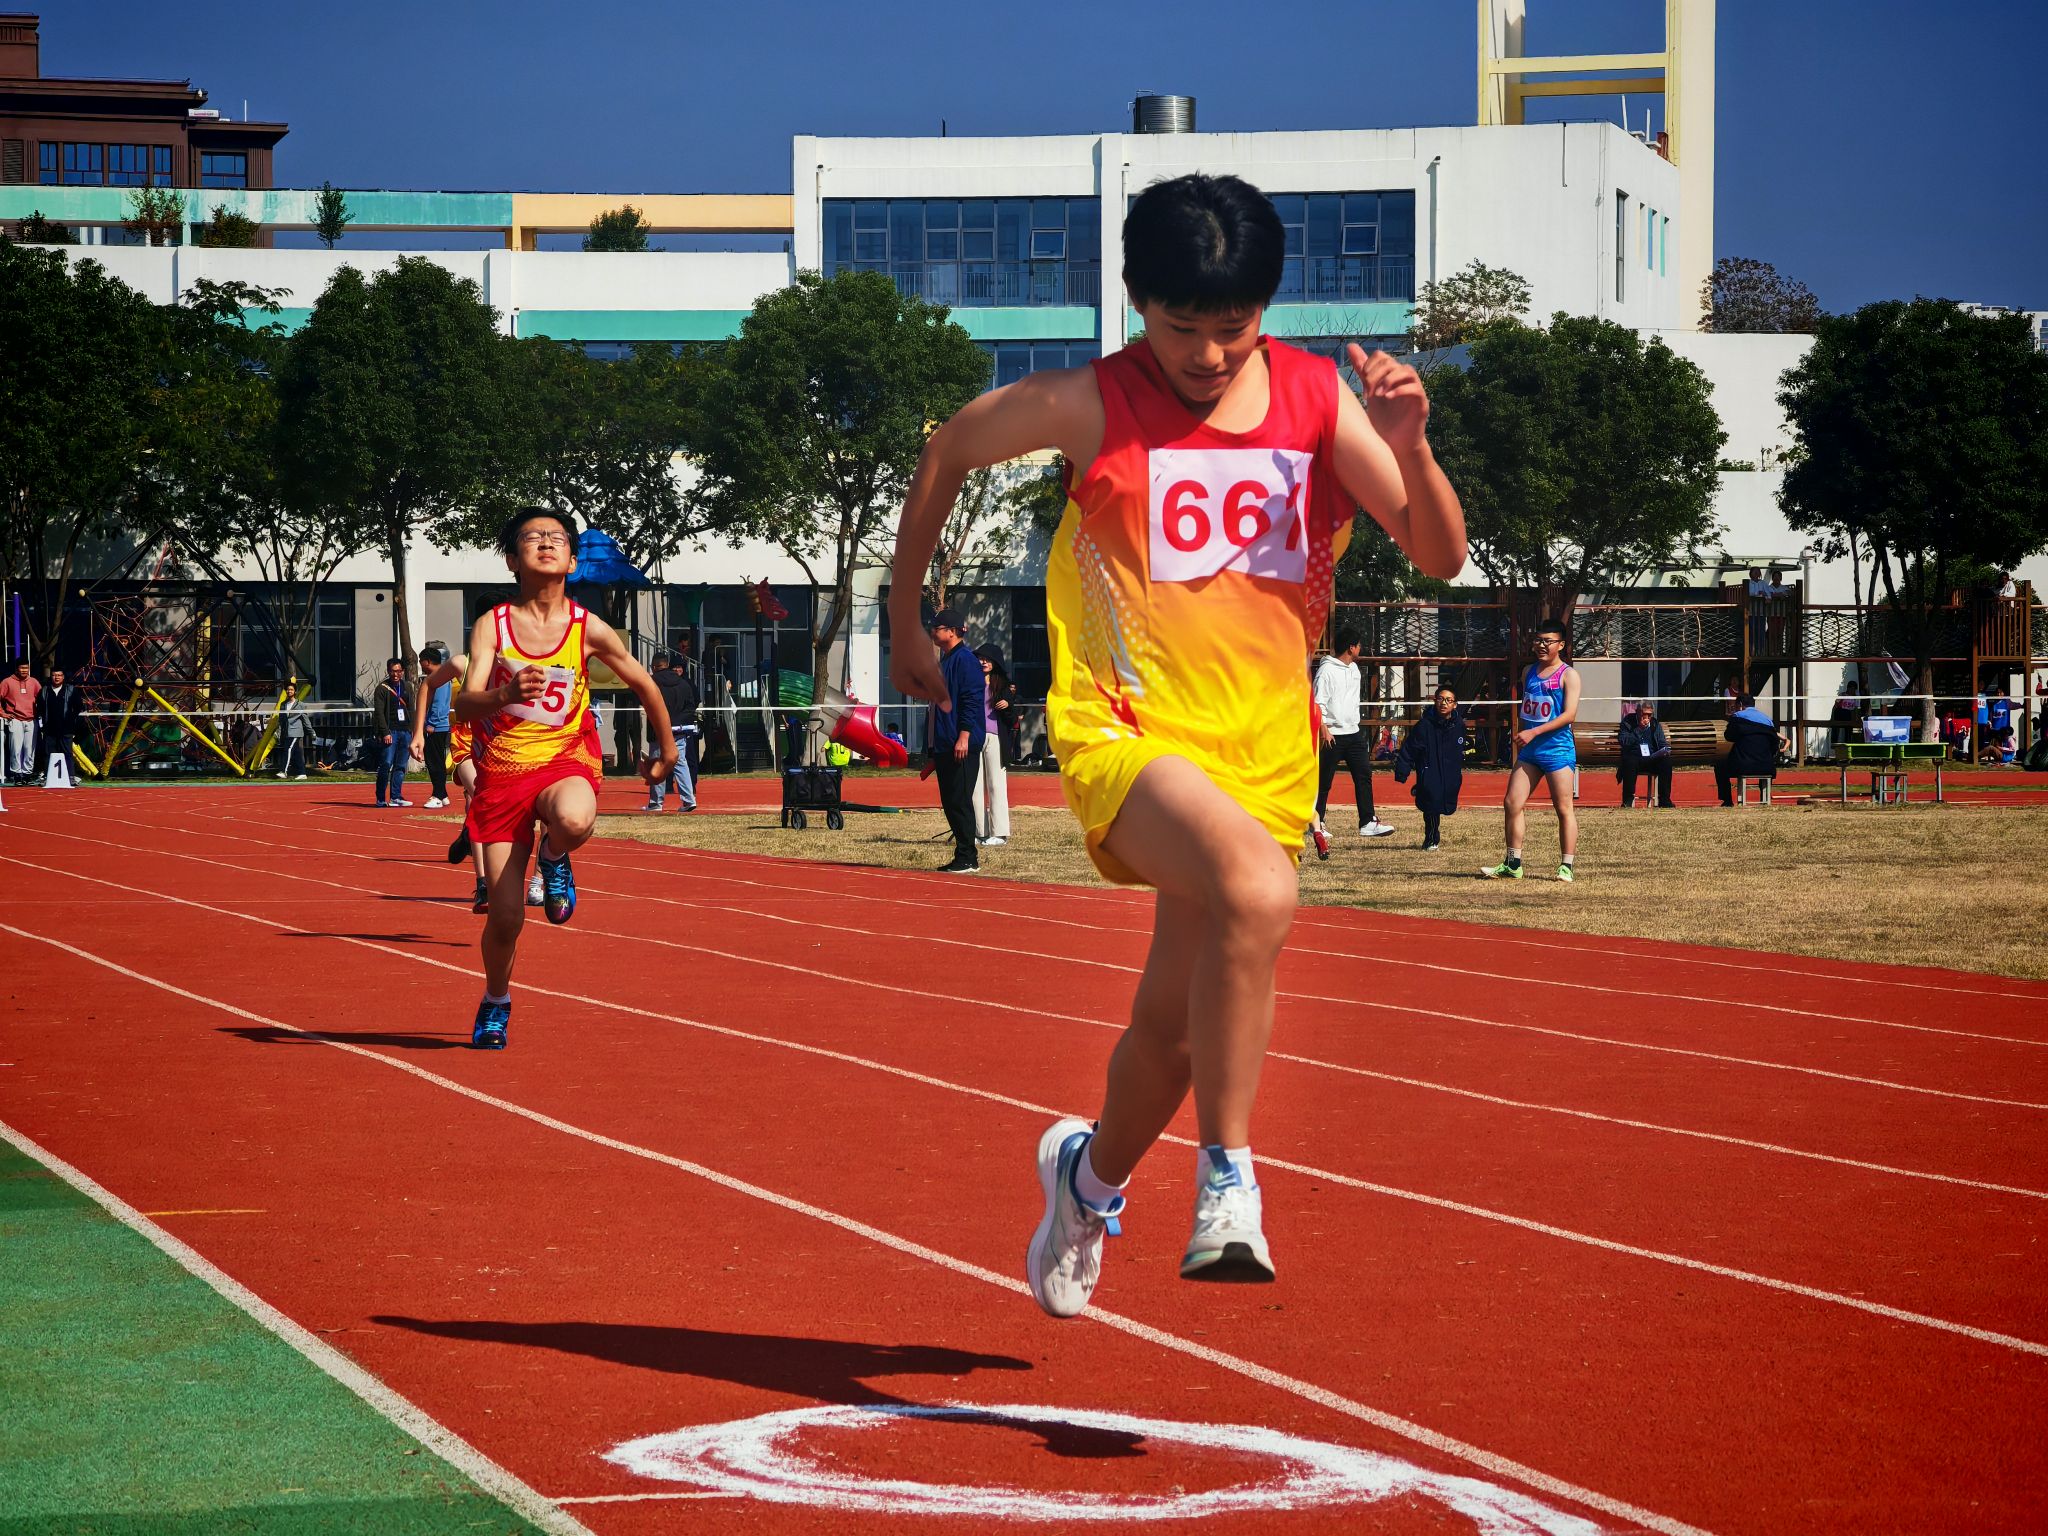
1148, 448, 1310, 585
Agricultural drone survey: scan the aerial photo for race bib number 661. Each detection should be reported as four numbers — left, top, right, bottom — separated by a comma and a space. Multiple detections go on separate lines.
1148, 448, 1310, 586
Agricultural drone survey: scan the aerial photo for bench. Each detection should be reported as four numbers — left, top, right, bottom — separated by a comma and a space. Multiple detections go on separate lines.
1838, 741, 1947, 805
1575, 719, 1724, 767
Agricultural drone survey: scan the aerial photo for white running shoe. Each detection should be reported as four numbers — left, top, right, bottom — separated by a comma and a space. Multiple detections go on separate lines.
391, 797, 412, 808
1026, 1117, 1121, 1319
976, 835, 1007, 847
1180, 1149, 1276, 1283
292, 773, 308, 781
525, 872, 545, 907
641, 800, 661, 812
423, 796, 446, 809
1360, 819, 1395, 838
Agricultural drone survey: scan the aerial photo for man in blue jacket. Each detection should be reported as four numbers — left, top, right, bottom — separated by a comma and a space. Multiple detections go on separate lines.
928, 608, 986, 873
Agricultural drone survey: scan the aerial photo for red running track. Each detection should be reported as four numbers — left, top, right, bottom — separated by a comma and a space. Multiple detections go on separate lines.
3, 783, 2047, 1534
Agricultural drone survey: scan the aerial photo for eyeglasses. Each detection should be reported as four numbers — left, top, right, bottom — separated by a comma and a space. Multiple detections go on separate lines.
1532, 637, 1563, 648
518, 532, 571, 550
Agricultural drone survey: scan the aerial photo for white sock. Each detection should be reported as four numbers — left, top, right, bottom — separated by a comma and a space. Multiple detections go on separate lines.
484, 991, 510, 1005
1507, 846, 1523, 862
1072, 1143, 1127, 1212
1199, 1144, 1257, 1189
1561, 853, 1574, 866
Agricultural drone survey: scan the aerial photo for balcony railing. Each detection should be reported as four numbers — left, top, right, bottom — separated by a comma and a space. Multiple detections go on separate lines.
1275, 256, 1416, 306
830, 261, 1102, 309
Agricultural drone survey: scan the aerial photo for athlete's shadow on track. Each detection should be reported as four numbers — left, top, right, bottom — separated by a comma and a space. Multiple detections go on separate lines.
221, 1026, 471, 1051
373, 1316, 1145, 1459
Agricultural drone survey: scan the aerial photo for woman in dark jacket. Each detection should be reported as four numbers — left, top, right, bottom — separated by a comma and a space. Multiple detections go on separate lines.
1393, 685, 1466, 850
977, 643, 1021, 765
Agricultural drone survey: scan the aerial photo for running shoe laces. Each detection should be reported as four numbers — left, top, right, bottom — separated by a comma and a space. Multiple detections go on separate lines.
539, 852, 576, 925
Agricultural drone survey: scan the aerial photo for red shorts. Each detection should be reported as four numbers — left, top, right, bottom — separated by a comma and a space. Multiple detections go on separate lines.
465, 760, 599, 848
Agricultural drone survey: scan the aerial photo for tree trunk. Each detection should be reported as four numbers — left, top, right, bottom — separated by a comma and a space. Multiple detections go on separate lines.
386, 523, 417, 681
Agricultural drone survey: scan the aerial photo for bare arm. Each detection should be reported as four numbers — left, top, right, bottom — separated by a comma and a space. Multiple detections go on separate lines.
1330, 347, 1467, 581
888, 368, 1102, 702
409, 655, 464, 759
584, 615, 673, 782
455, 615, 541, 723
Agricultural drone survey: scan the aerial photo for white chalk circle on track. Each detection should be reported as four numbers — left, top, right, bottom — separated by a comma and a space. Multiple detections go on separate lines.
605, 1403, 1607, 1531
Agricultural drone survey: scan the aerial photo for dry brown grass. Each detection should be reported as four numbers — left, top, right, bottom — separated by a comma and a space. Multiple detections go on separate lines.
604, 800, 2048, 980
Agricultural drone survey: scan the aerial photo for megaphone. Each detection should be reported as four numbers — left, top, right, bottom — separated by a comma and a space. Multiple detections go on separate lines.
813, 681, 909, 769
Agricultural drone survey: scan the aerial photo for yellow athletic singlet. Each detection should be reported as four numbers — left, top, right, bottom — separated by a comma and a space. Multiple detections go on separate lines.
1045, 339, 1352, 883
471, 601, 602, 782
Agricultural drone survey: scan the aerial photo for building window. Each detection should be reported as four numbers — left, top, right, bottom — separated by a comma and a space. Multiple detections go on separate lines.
108, 144, 157, 187
822, 197, 1101, 307
1009, 586, 1050, 704
61, 142, 103, 185
200, 152, 247, 189
1266, 192, 1416, 305
979, 339, 1099, 391
155, 145, 172, 185
1615, 191, 1628, 302
37, 141, 56, 183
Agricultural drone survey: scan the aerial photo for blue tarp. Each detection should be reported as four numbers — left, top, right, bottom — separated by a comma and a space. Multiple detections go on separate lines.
566, 527, 652, 589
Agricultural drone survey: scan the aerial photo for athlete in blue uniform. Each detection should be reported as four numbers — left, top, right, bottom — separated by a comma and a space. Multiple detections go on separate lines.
1482, 618, 1580, 882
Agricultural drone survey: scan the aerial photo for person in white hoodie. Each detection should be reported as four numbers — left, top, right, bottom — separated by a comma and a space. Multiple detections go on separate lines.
1312, 631, 1394, 841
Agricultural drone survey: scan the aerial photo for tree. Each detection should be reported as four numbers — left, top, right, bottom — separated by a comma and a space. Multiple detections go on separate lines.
275, 257, 525, 676
688, 269, 991, 689
196, 208, 260, 248
312, 182, 353, 250
152, 279, 374, 681
1407, 260, 1531, 352
1425, 315, 1725, 614
0, 244, 164, 663
11, 210, 75, 245
927, 458, 1059, 609
124, 186, 185, 247
584, 205, 652, 252
1779, 299, 2048, 736
1701, 256, 1824, 334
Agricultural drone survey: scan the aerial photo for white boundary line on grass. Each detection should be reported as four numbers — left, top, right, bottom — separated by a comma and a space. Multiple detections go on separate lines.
0, 1115, 594, 1536
0, 921, 1709, 1536
7, 850, 2048, 1363
43, 801, 2048, 1200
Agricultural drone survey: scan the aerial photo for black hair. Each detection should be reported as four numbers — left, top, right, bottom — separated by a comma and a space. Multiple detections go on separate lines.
9, 656, 26, 669
1535, 617, 1567, 639
1737, 692, 1757, 710
386, 656, 405, 670
1435, 684, 1456, 697
421, 643, 447, 665
1333, 629, 1362, 655
1123, 174, 1284, 314
496, 506, 580, 559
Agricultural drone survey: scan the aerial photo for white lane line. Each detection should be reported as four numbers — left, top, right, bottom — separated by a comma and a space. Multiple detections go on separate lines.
62, 807, 2048, 1110
0, 921, 1710, 1536
552, 1492, 731, 1504
8, 852, 2048, 1360
0, 1116, 594, 1536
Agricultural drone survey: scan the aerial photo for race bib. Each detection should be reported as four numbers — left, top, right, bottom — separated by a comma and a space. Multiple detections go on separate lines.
499, 663, 578, 727
1148, 448, 1309, 585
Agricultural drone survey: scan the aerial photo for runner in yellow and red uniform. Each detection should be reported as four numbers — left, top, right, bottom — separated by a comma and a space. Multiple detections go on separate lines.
457, 508, 675, 1050
889, 174, 1465, 1316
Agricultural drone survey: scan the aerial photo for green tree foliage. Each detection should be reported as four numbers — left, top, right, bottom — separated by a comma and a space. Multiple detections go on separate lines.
312, 182, 353, 250
1425, 315, 1725, 613
1779, 299, 2048, 733
1700, 256, 1824, 334
688, 269, 991, 688
196, 208, 260, 248
151, 280, 372, 678
1407, 260, 1532, 352
274, 257, 524, 675
11, 210, 76, 245
124, 186, 185, 247
583, 205, 652, 252
0, 244, 164, 661
927, 458, 1061, 609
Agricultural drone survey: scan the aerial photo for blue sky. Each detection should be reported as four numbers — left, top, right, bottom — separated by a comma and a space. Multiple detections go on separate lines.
43, 0, 2045, 310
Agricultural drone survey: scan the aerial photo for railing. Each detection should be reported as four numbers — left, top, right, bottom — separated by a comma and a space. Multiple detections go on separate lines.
832, 261, 1103, 309
1275, 256, 1416, 306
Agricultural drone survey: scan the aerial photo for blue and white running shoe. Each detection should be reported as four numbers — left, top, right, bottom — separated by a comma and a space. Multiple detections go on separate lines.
538, 852, 576, 925
471, 997, 510, 1051
1026, 1117, 1122, 1318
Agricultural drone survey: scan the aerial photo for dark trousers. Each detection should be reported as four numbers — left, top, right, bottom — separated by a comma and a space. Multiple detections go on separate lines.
424, 730, 450, 799
277, 738, 306, 777
1619, 757, 1675, 807
1422, 809, 1442, 845
933, 742, 982, 864
1315, 731, 1376, 824
1715, 763, 1769, 804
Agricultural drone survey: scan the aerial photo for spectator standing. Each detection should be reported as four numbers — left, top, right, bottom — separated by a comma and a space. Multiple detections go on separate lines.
1717, 693, 1788, 806
1617, 699, 1676, 807
927, 608, 985, 873
417, 643, 455, 807
1392, 686, 1466, 849
975, 643, 1012, 848
647, 651, 702, 812
1312, 632, 1394, 842
34, 666, 83, 781
980, 642, 1022, 763
274, 684, 310, 779
370, 658, 412, 807
1, 657, 39, 783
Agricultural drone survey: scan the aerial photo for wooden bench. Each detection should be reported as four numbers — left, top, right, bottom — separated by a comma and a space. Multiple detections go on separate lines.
1575, 719, 1724, 767
1838, 741, 1947, 805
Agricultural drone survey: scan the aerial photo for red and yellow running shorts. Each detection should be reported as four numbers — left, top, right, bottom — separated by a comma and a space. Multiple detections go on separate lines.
465, 760, 598, 848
